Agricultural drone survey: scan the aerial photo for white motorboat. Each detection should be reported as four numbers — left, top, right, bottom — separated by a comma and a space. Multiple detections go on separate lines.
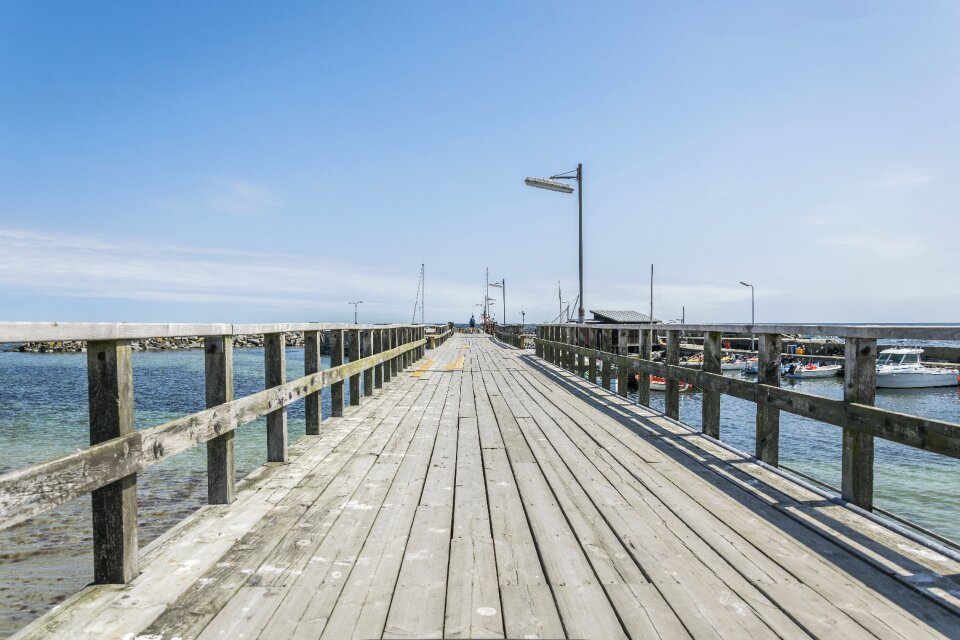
785, 362, 842, 379
876, 348, 959, 389
721, 356, 746, 371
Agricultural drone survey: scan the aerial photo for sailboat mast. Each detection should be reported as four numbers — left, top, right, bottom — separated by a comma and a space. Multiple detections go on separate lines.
649, 264, 654, 322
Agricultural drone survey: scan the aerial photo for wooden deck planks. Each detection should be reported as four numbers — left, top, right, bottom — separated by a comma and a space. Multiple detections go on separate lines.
14, 334, 960, 640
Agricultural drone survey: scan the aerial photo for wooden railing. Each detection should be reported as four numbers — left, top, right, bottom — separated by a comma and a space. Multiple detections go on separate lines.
425, 328, 453, 349
0, 321, 441, 585
535, 322, 960, 514
493, 324, 525, 348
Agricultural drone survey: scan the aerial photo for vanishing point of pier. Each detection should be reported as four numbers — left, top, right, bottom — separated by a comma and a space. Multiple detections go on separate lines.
1, 322, 959, 639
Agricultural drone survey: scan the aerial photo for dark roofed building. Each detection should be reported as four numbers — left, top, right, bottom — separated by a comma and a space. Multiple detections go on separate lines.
590, 310, 657, 324
588, 310, 659, 354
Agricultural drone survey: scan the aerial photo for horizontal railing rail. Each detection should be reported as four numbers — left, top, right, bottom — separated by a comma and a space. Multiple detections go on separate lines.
0, 322, 450, 586
534, 322, 960, 519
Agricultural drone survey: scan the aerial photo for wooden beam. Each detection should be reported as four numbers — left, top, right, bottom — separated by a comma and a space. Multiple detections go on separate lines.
205, 336, 235, 503
756, 333, 781, 466
701, 331, 721, 439
842, 338, 877, 509
87, 340, 138, 584
304, 331, 322, 435
264, 333, 288, 462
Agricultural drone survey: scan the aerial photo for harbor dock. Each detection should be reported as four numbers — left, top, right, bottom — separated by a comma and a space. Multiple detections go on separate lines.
1, 324, 959, 638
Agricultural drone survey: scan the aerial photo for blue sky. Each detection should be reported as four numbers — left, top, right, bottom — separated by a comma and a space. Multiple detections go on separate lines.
1, 1, 958, 324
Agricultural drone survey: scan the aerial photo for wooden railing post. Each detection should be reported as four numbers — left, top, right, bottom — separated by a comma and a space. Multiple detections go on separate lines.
349, 328, 361, 405
205, 336, 236, 503
577, 327, 587, 376
617, 355, 629, 397
842, 338, 877, 509
756, 333, 781, 466
374, 329, 384, 389
588, 328, 598, 383
665, 331, 680, 419
87, 339, 138, 584
393, 328, 401, 373
601, 329, 612, 390
330, 329, 345, 417
363, 329, 374, 398
637, 328, 650, 407
303, 331, 322, 436
264, 332, 288, 462
383, 329, 393, 384
566, 327, 575, 371
701, 331, 721, 438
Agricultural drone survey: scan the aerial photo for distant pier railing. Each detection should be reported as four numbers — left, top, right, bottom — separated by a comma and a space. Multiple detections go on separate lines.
493, 324, 526, 348
0, 321, 449, 586
535, 323, 960, 516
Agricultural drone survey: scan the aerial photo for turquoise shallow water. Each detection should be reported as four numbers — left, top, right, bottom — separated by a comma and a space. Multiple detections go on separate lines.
1, 350, 959, 636
0, 348, 346, 637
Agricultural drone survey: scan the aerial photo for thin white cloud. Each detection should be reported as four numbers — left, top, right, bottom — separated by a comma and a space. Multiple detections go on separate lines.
0, 226, 479, 318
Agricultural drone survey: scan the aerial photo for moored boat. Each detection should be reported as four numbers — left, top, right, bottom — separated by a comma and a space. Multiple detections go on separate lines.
644, 374, 694, 392
785, 362, 842, 379
876, 348, 959, 388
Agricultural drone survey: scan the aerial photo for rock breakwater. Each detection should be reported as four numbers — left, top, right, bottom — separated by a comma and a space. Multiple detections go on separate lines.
4, 332, 314, 354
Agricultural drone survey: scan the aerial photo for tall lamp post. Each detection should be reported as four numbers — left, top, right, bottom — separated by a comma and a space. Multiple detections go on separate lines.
739, 281, 755, 352
525, 163, 584, 324
348, 300, 363, 324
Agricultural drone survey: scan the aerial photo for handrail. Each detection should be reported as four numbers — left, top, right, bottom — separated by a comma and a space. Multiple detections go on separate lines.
537, 322, 960, 341
0, 338, 422, 529
0, 321, 422, 343
534, 321, 960, 519
0, 322, 445, 585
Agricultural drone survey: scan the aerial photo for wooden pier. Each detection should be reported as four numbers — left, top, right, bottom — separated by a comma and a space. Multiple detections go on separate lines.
2, 327, 960, 638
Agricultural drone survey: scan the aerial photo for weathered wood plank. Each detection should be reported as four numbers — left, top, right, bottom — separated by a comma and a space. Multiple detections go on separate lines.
321, 360, 454, 639
383, 368, 461, 638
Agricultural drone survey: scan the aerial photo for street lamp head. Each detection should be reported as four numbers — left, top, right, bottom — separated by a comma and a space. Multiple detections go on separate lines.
739, 281, 752, 288
525, 177, 574, 194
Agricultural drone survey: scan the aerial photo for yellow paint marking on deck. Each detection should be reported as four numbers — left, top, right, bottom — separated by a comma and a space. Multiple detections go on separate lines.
447, 355, 465, 371
410, 359, 434, 378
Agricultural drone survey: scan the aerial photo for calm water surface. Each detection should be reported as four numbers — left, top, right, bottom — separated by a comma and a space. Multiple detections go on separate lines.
1, 350, 959, 636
